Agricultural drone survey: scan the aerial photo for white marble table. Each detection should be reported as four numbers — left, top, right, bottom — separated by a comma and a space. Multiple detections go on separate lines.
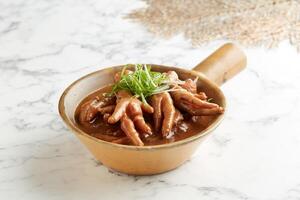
1, 0, 300, 199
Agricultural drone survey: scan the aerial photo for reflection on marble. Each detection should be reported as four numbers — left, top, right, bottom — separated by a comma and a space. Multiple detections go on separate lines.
1, 0, 300, 199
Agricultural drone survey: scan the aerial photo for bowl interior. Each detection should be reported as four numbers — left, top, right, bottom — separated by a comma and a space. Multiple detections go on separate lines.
59, 64, 226, 148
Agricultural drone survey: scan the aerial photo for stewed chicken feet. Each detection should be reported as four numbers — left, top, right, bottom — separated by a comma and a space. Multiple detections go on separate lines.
107, 90, 154, 146
164, 70, 224, 116
77, 68, 224, 146
79, 95, 115, 124
150, 92, 183, 138
171, 88, 224, 115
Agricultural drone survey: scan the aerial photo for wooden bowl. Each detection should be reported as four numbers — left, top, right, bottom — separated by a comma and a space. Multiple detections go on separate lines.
58, 43, 246, 175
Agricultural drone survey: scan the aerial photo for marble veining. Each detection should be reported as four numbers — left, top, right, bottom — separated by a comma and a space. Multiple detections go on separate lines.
1, 0, 300, 199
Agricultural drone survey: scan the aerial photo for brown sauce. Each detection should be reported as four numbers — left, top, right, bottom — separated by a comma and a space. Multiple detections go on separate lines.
75, 86, 216, 146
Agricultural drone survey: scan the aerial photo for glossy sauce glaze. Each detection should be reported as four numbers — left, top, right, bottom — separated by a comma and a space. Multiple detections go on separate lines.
75, 86, 216, 146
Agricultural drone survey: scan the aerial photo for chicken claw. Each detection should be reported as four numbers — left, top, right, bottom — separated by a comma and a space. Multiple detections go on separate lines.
108, 90, 154, 146
171, 88, 224, 115
151, 92, 182, 138
120, 113, 144, 146
79, 96, 115, 124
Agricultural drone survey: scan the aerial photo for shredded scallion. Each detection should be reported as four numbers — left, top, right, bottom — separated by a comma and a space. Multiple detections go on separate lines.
111, 64, 171, 104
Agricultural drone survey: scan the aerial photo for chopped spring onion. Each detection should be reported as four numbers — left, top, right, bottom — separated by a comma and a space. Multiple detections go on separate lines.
111, 64, 171, 103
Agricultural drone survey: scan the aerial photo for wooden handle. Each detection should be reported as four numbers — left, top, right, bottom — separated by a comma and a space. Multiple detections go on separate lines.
193, 43, 247, 86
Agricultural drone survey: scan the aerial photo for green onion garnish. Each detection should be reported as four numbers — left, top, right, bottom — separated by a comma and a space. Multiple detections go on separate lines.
111, 64, 170, 104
